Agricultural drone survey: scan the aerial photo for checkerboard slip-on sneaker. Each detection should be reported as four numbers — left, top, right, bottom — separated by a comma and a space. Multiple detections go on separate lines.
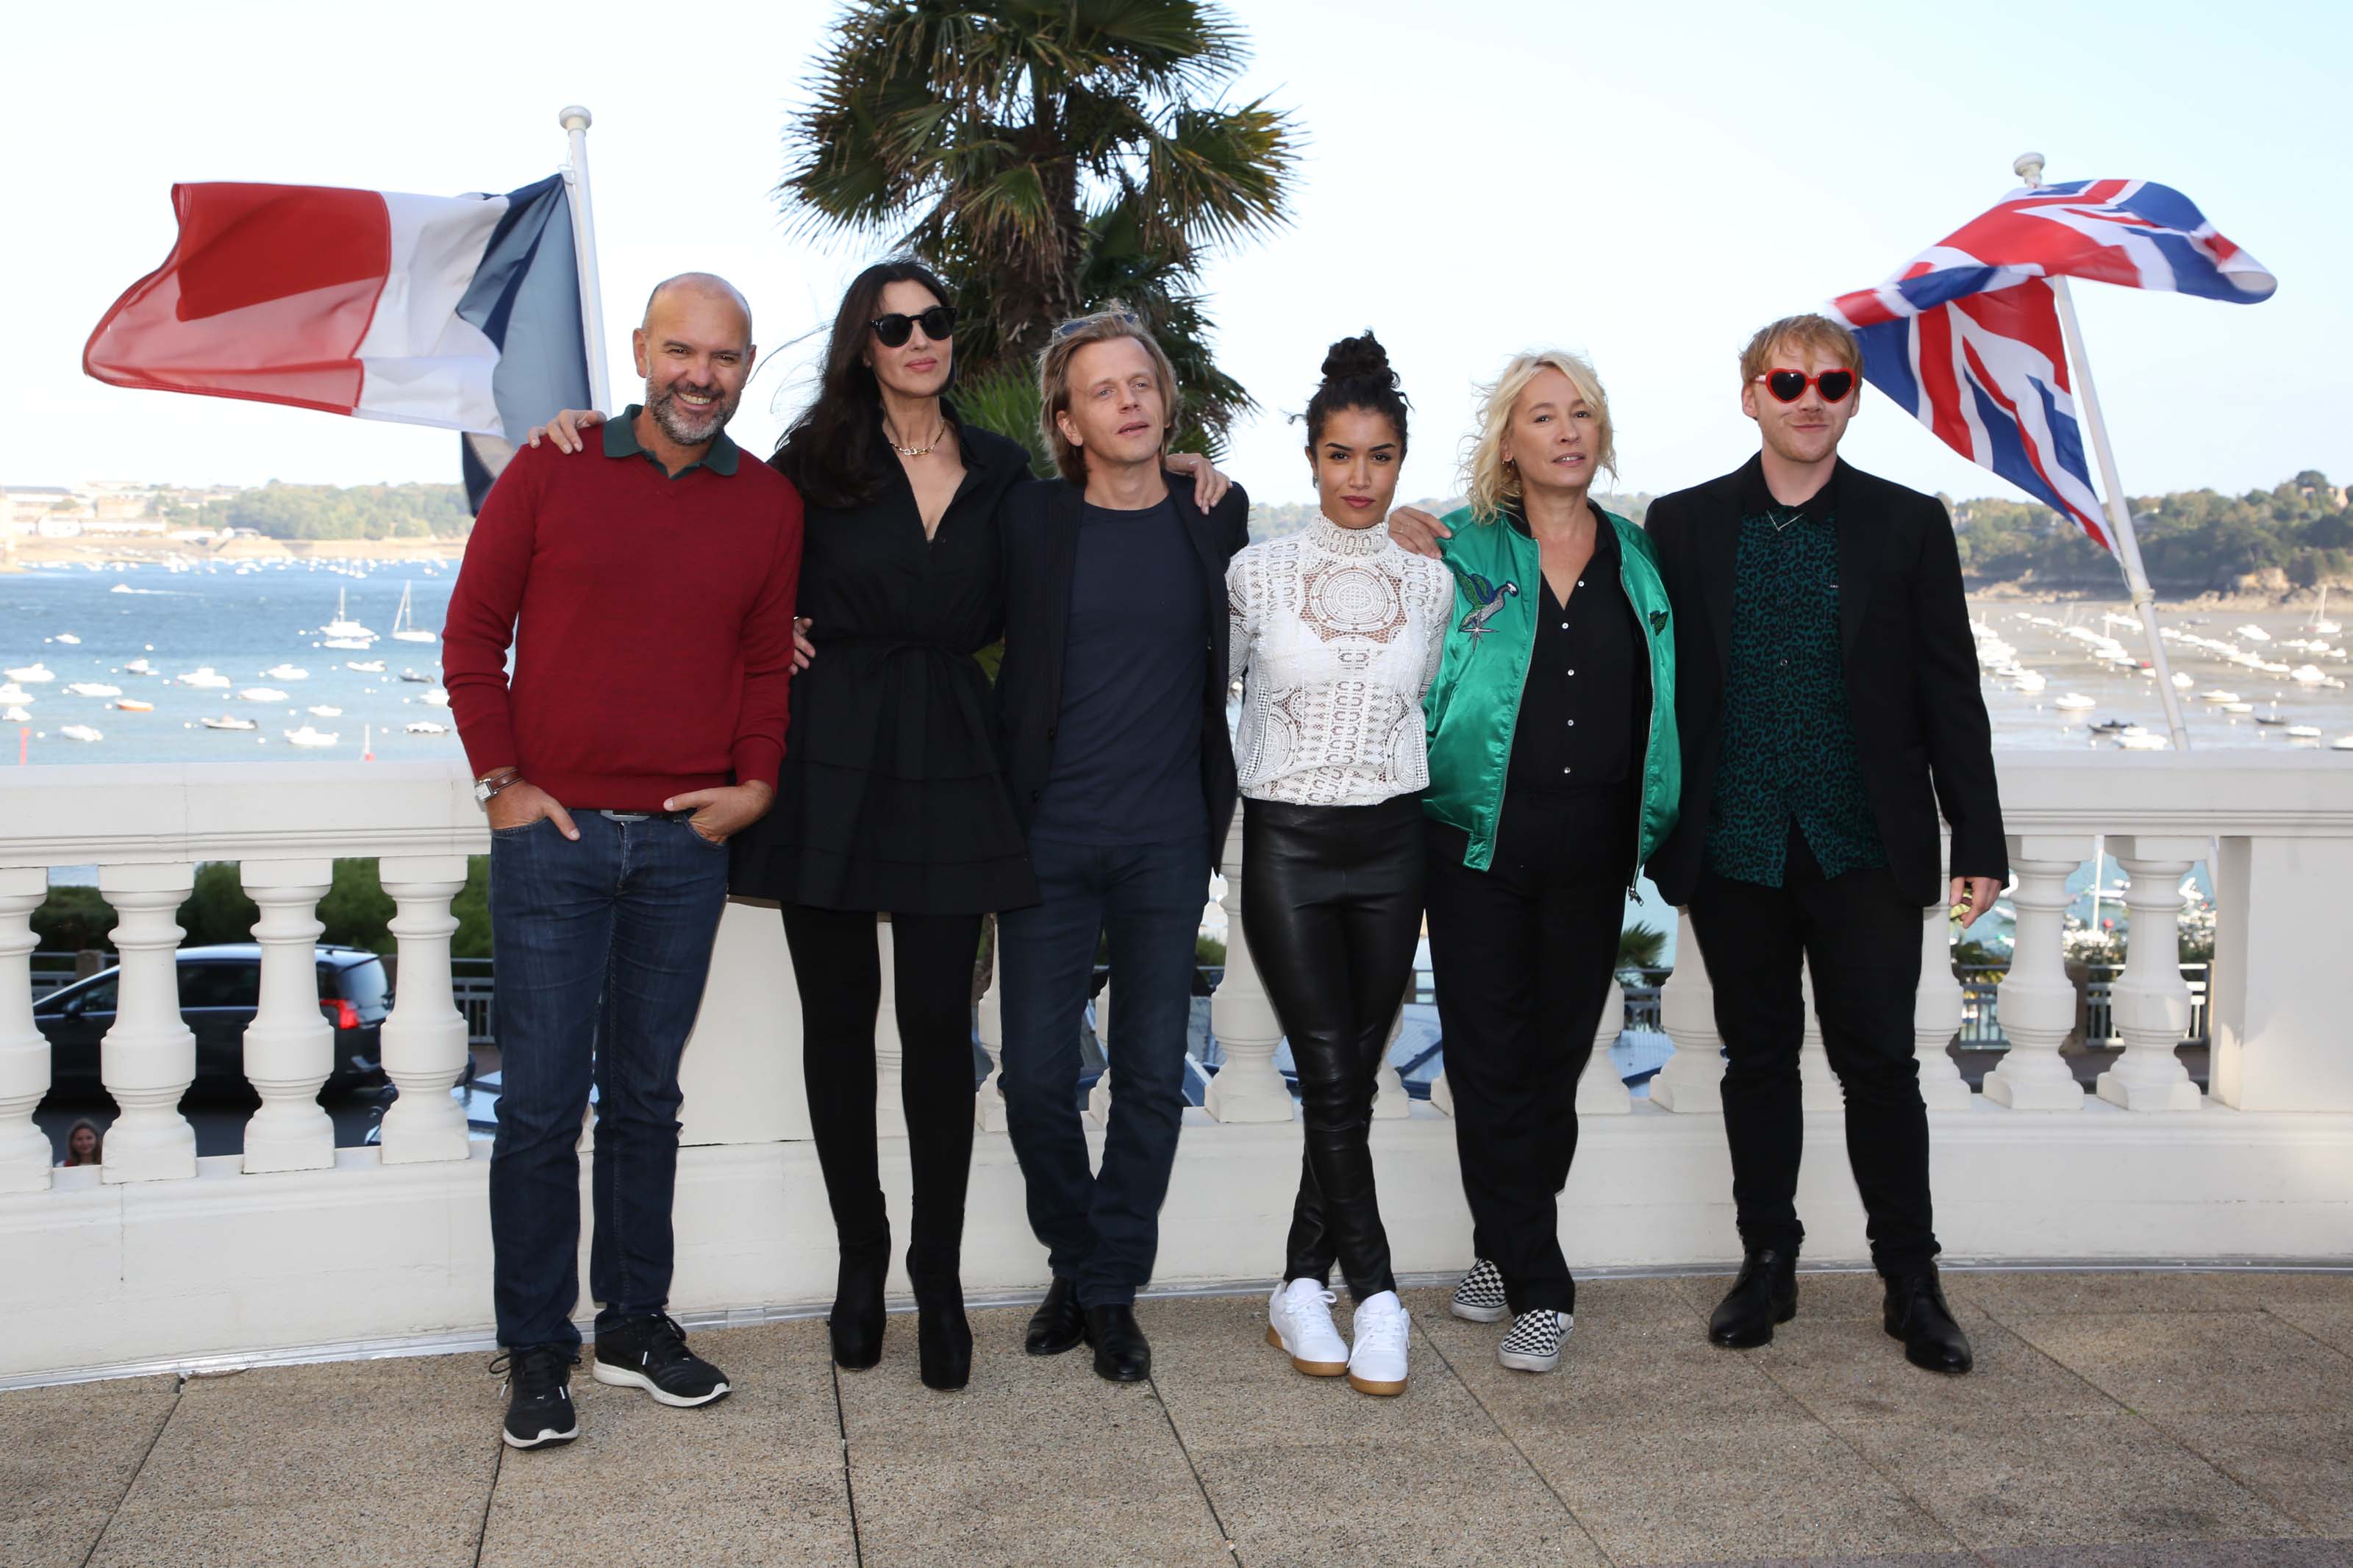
1498, 1309, 1572, 1373
1451, 1257, 1509, 1323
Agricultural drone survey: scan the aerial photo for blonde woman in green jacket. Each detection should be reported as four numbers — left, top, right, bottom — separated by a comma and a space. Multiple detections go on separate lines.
1388, 350, 1679, 1374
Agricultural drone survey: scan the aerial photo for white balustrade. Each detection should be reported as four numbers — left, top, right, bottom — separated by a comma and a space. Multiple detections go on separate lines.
974, 923, 1007, 1132
2097, 838, 2204, 1111
96, 862, 199, 1184
1797, 964, 1841, 1111
1086, 978, 1113, 1124
0, 868, 50, 1192
1577, 975, 1633, 1114
1649, 908, 1723, 1113
238, 859, 336, 1173
1369, 978, 1410, 1120
1914, 899, 1974, 1111
1204, 815, 1293, 1123
1984, 836, 2090, 1110
873, 917, 907, 1138
1428, 1066, 1455, 1116
376, 855, 473, 1164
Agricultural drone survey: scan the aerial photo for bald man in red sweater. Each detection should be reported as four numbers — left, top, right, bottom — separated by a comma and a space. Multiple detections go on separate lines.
445, 274, 802, 1451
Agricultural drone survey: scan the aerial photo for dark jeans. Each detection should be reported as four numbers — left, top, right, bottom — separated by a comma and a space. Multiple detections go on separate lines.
1425, 788, 1635, 1316
1686, 827, 1938, 1276
486, 811, 729, 1348
780, 904, 983, 1290
1243, 795, 1423, 1302
998, 834, 1208, 1309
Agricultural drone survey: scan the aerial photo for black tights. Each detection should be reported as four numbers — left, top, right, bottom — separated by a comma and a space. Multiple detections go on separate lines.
780, 904, 982, 1288
1241, 795, 1425, 1301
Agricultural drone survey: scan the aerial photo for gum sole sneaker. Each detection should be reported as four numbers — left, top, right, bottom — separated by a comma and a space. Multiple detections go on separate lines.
1346, 1290, 1410, 1396
1266, 1279, 1349, 1377
1451, 1257, 1509, 1323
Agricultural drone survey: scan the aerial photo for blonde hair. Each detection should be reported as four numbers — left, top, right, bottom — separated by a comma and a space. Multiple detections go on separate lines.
1739, 313, 1860, 385
1036, 301, 1181, 485
1463, 350, 1618, 522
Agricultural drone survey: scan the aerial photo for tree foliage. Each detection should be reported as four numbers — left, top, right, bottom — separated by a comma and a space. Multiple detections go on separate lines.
196, 482, 472, 542
780, 0, 1299, 456
1953, 472, 2351, 593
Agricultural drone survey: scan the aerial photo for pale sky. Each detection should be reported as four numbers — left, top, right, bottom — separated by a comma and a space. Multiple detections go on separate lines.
10, 0, 2347, 517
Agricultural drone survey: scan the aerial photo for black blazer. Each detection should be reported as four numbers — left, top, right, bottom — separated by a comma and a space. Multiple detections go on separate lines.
995, 471, 1250, 846
1643, 454, 2007, 907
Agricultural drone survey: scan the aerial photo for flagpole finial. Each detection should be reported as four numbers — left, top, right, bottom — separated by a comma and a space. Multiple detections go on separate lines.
560, 104, 593, 132
2013, 151, 2046, 187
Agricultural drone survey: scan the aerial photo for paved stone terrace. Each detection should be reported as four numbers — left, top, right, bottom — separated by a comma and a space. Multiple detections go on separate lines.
7, 1269, 2352, 1568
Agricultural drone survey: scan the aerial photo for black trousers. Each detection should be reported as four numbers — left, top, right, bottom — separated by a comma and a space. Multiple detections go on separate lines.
1424, 787, 1636, 1317
1685, 828, 1938, 1275
780, 904, 983, 1289
1242, 794, 1424, 1301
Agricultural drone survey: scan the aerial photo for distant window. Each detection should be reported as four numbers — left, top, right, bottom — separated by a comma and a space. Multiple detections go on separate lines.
330, 958, 390, 1014
52, 975, 118, 1015
178, 962, 260, 1010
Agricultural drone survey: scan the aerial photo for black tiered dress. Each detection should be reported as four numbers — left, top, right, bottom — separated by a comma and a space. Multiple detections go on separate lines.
729, 418, 1040, 914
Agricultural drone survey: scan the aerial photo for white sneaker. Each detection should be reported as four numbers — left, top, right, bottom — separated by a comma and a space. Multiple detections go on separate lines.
1346, 1290, 1410, 1396
1265, 1278, 1349, 1377
1451, 1257, 1509, 1322
1498, 1309, 1572, 1373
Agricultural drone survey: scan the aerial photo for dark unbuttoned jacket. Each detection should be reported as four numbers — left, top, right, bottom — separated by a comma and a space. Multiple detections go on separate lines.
994, 470, 1252, 847
1643, 454, 2008, 908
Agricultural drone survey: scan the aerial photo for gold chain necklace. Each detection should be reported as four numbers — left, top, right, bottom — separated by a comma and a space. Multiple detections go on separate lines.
885, 418, 948, 458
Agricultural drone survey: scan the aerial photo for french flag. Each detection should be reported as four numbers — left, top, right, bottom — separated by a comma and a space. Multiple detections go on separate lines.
83, 176, 592, 506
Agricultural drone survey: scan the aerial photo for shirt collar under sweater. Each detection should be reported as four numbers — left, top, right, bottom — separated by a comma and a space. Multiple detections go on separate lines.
1307, 510, 1393, 557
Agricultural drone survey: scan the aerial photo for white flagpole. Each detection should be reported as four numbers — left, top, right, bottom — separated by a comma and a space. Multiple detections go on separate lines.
560, 105, 613, 413
2013, 151, 2191, 752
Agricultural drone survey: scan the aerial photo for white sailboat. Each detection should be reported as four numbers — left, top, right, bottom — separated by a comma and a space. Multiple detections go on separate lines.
319, 586, 374, 641
389, 581, 438, 643
2308, 586, 2340, 637
282, 725, 338, 748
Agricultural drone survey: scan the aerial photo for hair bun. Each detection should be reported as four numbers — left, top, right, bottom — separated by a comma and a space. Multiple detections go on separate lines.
1320, 331, 1396, 389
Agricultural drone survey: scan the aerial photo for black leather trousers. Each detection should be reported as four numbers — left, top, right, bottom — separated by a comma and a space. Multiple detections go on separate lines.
1240, 793, 1426, 1300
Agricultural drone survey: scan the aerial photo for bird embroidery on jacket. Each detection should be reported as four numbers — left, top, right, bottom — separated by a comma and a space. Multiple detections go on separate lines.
1457, 574, 1520, 647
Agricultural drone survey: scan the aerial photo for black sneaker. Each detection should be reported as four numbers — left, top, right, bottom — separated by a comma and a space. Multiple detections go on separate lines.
593, 1312, 732, 1407
492, 1344, 580, 1450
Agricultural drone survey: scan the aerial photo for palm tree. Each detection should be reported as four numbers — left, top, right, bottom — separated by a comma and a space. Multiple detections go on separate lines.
780, 0, 1299, 459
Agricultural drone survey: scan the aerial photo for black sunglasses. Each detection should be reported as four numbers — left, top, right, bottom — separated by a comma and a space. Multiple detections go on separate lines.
1760, 367, 1857, 404
870, 306, 956, 348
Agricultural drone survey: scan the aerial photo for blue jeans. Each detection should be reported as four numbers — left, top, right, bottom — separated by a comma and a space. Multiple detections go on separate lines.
997, 834, 1208, 1309
487, 811, 729, 1347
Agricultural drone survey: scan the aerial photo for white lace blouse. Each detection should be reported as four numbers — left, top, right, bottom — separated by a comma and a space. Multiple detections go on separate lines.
1227, 512, 1455, 807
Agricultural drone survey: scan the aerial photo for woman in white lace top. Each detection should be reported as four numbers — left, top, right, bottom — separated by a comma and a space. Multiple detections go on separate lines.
1227, 332, 1450, 1397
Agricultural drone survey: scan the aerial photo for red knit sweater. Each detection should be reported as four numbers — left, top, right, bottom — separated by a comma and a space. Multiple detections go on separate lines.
443, 430, 802, 810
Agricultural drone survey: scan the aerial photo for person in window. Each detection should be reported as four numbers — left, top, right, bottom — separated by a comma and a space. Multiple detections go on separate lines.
1231, 332, 1449, 1397
60, 1118, 103, 1167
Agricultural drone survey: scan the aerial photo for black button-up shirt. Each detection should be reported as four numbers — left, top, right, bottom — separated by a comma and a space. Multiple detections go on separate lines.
1507, 506, 1639, 795
1702, 467, 1888, 887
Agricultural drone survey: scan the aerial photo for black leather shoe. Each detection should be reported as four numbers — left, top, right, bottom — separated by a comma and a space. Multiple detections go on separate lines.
1708, 1248, 1799, 1349
915, 1281, 973, 1392
1884, 1268, 1974, 1374
1024, 1277, 1086, 1357
829, 1245, 889, 1371
1085, 1303, 1151, 1382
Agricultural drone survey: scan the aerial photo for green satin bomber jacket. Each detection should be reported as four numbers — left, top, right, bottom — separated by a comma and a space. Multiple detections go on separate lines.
1421, 504, 1682, 876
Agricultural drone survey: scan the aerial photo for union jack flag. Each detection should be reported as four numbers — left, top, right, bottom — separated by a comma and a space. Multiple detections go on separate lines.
1827, 179, 2275, 551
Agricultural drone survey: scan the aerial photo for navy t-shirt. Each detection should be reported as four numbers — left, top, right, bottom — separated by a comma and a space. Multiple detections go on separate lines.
1030, 496, 1209, 845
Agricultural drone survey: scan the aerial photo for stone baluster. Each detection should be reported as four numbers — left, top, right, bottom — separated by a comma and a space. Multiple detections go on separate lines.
238, 860, 336, 1173
2097, 837, 2204, 1111
1204, 813, 1292, 1123
1649, 909, 1723, 1114
974, 925, 1008, 1132
874, 916, 908, 1137
0, 868, 51, 1192
1086, 978, 1113, 1124
97, 862, 198, 1183
1428, 1067, 1455, 1116
376, 856, 473, 1164
1914, 873, 1975, 1110
1984, 835, 2090, 1110
1369, 977, 1410, 1120
1577, 975, 1633, 1114
1798, 964, 1841, 1111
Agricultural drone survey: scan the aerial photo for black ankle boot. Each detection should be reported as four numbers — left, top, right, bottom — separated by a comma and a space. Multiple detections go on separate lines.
1708, 1247, 1799, 1348
914, 1281, 972, 1392
829, 1244, 889, 1371
1884, 1267, 1974, 1374
1025, 1277, 1085, 1356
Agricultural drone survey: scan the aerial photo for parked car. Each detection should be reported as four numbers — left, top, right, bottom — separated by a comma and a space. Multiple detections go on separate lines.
34, 944, 394, 1100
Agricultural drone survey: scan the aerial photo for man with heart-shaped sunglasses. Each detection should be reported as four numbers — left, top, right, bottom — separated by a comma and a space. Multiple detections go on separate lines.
1641, 313, 2007, 1376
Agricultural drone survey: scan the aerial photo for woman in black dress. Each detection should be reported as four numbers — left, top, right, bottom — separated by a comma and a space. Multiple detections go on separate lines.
531, 260, 1227, 1390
